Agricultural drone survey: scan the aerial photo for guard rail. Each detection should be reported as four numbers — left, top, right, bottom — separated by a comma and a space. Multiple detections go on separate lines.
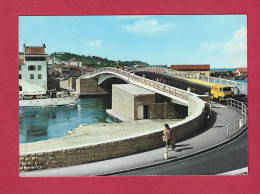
137, 67, 247, 90
226, 98, 248, 138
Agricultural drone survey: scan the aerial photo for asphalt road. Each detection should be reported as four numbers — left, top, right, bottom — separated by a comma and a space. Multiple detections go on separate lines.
136, 71, 211, 95
113, 130, 248, 176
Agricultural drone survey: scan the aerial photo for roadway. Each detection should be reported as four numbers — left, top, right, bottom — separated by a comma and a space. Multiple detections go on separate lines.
136, 71, 210, 95
113, 130, 248, 175
136, 71, 248, 104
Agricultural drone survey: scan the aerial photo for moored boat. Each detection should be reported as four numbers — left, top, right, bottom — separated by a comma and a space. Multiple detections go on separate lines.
19, 90, 79, 107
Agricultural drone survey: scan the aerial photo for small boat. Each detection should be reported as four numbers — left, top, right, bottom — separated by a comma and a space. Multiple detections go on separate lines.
19, 90, 79, 107
67, 129, 75, 135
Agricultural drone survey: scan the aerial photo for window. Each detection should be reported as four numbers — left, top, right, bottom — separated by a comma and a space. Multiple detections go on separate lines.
19, 65, 21, 71
28, 65, 36, 70
30, 74, 34, 79
19, 74, 22, 79
38, 74, 42, 79
223, 87, 232, 92
38, 65, 42, 70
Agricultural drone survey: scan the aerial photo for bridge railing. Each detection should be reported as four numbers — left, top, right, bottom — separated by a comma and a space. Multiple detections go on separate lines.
137, 67, 247, 90
82, 67, 193, 101
226, 98, 248, 138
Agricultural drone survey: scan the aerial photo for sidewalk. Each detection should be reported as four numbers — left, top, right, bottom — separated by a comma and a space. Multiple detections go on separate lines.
20, 101, 242, 177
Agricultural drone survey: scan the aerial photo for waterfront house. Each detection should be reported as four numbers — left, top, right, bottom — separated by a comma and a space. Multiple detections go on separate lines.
80, 67, 96, 75
19, 44, 48, 94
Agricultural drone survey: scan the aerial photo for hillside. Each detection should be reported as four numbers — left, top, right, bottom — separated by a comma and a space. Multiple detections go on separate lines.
50, 52, 149, 68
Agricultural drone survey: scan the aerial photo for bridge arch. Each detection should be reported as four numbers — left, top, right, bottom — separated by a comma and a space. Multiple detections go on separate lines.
95, 73, 130, 85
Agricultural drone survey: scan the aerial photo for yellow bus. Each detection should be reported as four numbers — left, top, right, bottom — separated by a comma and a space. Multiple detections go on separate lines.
210, 83, 234, 101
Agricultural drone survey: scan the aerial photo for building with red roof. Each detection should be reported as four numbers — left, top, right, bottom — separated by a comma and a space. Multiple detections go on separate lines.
19, 44, 48, 94
48, 64, 95, 79
232, 67, 247, 79
170, 64, 211, 76
236, 68, 247, 74
24, 46, 46, 55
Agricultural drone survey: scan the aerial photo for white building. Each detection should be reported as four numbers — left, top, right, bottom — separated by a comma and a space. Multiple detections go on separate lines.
62, 58, 82, 67
47, 57, 61, 66
19, 44, 48, 94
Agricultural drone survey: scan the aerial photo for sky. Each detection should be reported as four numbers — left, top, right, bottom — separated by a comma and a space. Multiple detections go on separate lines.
19, 15, 247, 68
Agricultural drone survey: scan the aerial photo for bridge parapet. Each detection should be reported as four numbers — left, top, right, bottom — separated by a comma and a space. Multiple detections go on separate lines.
81, 67, 197, 104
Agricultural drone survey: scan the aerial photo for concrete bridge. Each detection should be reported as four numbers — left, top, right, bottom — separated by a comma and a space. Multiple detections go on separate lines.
20, 67, 248, 172
78, 67, 202, 105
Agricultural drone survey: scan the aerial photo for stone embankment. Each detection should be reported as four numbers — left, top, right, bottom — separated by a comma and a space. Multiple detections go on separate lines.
20, 119, 180, 171
20, 96, 207, 172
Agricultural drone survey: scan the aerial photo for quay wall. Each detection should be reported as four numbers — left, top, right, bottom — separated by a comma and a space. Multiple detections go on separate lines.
19, 96, 206, 172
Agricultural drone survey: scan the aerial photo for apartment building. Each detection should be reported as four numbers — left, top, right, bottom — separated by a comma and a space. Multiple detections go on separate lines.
19, 44, 48, 94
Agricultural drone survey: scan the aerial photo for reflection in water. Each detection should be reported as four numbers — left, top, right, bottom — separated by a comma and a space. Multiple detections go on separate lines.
19, 96, 113, 143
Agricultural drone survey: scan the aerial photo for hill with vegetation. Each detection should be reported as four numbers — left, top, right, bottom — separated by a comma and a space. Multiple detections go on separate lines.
50, 52, 149, 68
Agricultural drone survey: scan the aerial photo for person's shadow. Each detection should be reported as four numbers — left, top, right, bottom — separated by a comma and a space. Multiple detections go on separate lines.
173, 144, 193, 152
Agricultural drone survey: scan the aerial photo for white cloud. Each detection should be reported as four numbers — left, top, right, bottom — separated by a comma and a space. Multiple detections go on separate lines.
82, 39, 103, 48
116, 15, 146, 20
200, 26, 247, 52
121, 19, 174, 36
232, 25, 247, 41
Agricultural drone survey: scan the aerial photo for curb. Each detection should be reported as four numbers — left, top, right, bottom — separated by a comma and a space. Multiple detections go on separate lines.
218, 167, 248, 175
95, 125, 248, 176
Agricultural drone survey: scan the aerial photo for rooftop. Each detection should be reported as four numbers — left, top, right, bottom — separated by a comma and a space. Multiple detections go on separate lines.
24, 47, 46, 55
61, 65, 95, 71
210, 70, 228, 73
171, 64, 210, 70
113, 84, 155, 95
236, 68, 247, 73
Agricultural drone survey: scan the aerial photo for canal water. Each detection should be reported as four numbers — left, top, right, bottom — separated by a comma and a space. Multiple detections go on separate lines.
19, 96, 113, 143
